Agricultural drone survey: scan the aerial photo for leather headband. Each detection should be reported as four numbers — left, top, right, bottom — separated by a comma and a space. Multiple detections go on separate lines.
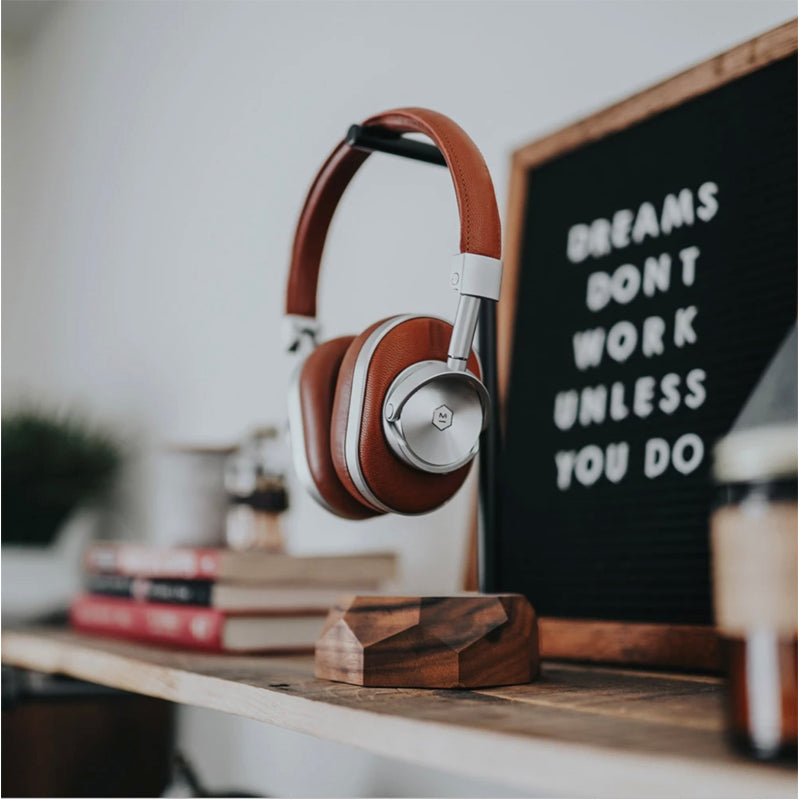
285, 107, 501, 319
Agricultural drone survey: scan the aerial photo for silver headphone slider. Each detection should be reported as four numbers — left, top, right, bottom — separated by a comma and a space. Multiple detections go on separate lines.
282, 314, 321, 354
450, 253, 503, 300
447, 294, 481, 371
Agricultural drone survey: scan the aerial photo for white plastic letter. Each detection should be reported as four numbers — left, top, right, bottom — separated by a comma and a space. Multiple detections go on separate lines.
573, 328, 606, 370
644, 438, 670, 478
589, 219, 612, 259
632, 201, 660, 244
574, 445, 604, 487
696, 181, 719, 222
643, 253, 671, 297
606, 321, 637, 363
611, 209, 633, 249
659, 373, 682, 415
633, 376, 656, 418
674, 306, 698, 348
579, 385, 608, 427
684, 368, 707, 410
660, 188, 695, 234
605, 442, 629, 483
679, 246, 700, 287
609, 382, 629, 421
612, 264, 641, 305
672, 433, 704, 475
555, 451, 576, 490
586, 272, 611, 312
554, 390, 579, 431
642, 316, 665, 358
567, 224, 590, 264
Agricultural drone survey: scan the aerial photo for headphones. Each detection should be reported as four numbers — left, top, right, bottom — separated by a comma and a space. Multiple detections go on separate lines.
284, 108, 502, 519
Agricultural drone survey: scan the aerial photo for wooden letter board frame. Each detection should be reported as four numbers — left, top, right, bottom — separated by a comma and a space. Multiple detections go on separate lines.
491, 20, 797, 671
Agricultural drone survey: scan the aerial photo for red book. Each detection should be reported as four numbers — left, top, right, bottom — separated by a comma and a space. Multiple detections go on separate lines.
69, 594, 325, 652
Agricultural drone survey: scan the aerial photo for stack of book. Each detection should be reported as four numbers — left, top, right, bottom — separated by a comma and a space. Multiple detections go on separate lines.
70, 544, 396, 653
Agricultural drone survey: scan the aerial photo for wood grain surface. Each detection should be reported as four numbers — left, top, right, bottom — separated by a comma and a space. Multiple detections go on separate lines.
2, 628, 795, 798
314, 594, 539, 687
538, 619, 721, 670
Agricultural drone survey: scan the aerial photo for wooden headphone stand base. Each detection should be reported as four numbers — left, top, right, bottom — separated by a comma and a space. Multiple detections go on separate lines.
314, 594, 539, 688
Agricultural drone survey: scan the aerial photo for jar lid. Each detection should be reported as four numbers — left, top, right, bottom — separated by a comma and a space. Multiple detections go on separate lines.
713, 423, 798, 483
229, 486, 289, 512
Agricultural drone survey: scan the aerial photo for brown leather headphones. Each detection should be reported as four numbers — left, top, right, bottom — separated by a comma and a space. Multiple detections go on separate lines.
284, 108, 502, 519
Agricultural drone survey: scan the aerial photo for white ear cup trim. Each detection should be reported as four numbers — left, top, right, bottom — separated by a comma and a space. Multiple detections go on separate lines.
287, 358, 339, 515
343, 316, 418, 513
344, 315, 453, 514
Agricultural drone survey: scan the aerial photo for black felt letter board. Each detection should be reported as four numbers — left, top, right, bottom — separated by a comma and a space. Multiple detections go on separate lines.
492, 55, 798, 627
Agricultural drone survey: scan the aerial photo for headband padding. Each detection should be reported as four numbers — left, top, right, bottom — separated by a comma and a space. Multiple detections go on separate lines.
286, 107, 501, 318
298, 337, 382, 520
330, 317, 481, 515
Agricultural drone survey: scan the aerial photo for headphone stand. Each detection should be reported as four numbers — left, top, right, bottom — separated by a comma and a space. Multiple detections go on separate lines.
311, 127, 521, 689
315, 594, 538, 688
345, 123, 501, 594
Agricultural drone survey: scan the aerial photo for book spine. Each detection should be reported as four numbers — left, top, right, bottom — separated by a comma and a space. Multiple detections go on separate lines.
84, 544, 223, 579
87, 575, 214, 607
70, 594, 225, 650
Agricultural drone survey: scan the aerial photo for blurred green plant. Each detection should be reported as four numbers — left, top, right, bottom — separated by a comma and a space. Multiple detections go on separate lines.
2, 409, 123, 546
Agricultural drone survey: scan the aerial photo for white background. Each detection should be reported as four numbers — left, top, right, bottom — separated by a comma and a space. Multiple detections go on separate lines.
3, 1, 794, 795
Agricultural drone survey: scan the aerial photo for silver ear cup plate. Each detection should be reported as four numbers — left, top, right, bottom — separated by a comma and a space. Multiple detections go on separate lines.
398, 377, 483, 469
383, 360, 489, 474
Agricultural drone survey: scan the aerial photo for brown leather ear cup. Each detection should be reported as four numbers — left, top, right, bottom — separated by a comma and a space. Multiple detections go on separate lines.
297, 337, 382, 520
330, 317, 481, 515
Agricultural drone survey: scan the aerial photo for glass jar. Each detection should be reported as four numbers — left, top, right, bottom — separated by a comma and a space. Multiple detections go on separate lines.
224, 427, 289, 552
711, 425, 797, 761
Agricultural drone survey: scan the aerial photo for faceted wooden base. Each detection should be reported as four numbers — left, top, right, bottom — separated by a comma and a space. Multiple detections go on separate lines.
315, 594, 539, 688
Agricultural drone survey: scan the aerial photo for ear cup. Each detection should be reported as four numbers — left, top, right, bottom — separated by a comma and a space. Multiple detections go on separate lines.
330, 316, 481, 515
295, 337, 382, 520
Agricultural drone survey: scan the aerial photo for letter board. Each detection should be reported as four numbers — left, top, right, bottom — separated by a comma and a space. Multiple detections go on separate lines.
488, 22, 798, 668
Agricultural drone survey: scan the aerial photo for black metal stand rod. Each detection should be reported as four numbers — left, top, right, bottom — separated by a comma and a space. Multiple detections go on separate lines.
345, 123, 499, 594
346, 124, 447, 167
477, 300, 500, 593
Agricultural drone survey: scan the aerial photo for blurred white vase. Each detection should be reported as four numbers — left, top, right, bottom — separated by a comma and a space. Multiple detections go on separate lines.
150, 445, 234, 547
2, 507, 100, 623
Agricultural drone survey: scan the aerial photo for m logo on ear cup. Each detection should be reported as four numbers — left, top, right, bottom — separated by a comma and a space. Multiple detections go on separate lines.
432, 404, 453, 431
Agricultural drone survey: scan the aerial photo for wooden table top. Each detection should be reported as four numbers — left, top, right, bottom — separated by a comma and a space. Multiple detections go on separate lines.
2, 628, 795, 798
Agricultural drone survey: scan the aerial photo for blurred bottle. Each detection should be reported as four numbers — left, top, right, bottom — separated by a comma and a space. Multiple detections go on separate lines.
711, 425, 797, 761
224, 427, 289, 553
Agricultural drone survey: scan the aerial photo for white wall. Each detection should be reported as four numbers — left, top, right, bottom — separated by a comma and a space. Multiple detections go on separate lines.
3, 1, 794, 795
